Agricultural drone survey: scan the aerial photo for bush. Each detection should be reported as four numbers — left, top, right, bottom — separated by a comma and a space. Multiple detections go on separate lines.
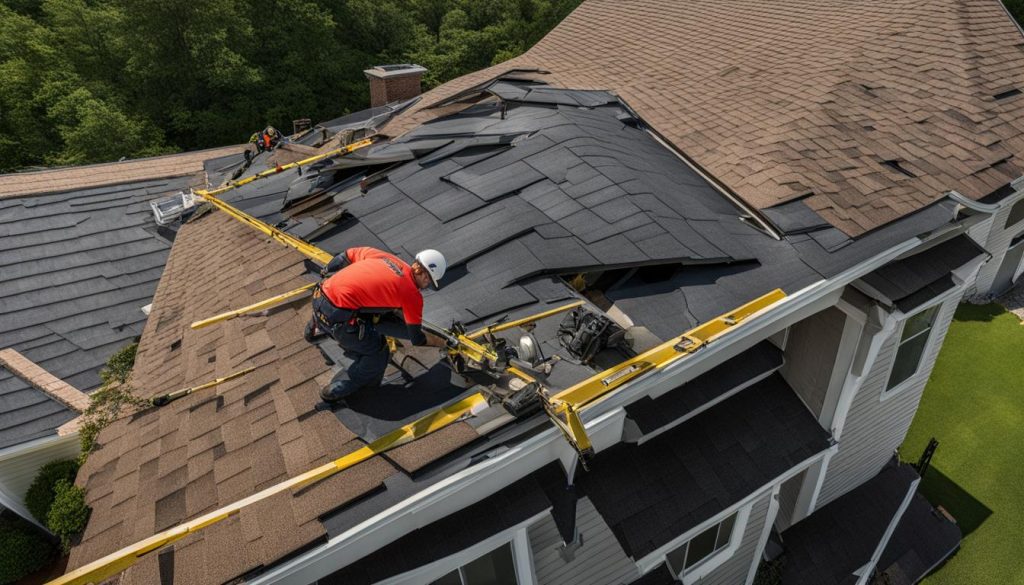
99, 342, 137, 385
0, 513, 57, 583
24, 459, 80, 525
46, 479, 90, 553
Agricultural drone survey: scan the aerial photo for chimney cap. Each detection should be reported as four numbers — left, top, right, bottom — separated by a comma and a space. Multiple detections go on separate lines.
364, 64, 427, 79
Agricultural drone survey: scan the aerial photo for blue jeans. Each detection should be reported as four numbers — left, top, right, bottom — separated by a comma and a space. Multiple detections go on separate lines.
313, 296, 411, 398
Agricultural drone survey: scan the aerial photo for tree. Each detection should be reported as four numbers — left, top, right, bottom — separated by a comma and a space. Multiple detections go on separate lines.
0, 0, 583, 171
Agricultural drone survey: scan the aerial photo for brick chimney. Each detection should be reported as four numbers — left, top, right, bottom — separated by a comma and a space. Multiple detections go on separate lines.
364, 64, 427, 107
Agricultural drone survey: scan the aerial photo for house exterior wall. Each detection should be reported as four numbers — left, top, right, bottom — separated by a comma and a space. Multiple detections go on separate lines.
968, 190, 1024, 297
774, 468, 806, 532
697, 489, 772, 585
816, 296, 958, 507
0, 433, 80, 528
780, 306, 847, 419
529, 497, 639, 585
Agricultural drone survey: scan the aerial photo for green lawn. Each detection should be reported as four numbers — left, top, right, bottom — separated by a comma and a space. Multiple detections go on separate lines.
902, 303, 1024, 585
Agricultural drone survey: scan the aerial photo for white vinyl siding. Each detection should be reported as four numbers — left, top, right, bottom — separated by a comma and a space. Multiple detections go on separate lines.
528, 497, 639, 585
970, 191, 1024, 296
817, 298, 957, 507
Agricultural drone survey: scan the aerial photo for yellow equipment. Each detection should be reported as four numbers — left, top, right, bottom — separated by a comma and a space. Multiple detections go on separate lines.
540, 289, 786, 460
151, 367, 256, 406
47, 393, 487, 585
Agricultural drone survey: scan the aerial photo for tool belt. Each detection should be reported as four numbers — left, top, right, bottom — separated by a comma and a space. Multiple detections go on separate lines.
312, 284, 382, 341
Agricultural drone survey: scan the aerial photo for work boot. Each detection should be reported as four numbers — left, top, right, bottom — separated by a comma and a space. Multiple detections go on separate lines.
319, 379, 358, 403
304, 318, 326, 343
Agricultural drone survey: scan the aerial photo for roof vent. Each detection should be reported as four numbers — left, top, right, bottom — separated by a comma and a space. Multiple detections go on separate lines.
994, 88, 1021, 100
150, 190, 197, 225
881, 160, 917, 178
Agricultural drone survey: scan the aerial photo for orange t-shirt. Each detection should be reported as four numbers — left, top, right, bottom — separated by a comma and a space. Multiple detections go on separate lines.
320, 247, 423, 325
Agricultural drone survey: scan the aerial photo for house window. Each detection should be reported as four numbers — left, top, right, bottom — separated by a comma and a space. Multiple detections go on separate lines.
665, 512, 737, 577
430, 543, 518, 585
886, 305, 939, 391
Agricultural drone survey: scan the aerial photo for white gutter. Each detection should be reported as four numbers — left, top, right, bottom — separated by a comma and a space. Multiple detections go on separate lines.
947, 190, 1003, 214
253, 231, 926, 585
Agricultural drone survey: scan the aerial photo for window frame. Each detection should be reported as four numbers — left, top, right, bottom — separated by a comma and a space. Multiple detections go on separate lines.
665, 512, 737, 576
640, 502, 752, 584
379, 514, 542, 585
881, 302, 942, 399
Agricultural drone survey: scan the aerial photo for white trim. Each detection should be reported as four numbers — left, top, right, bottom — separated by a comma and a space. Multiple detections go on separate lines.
818, 312, 864, 430
745, 484, 781, 585
831, 306, 897, 441
378, 511, 546, 585
855, 477, 921, 585
804, 445, 840, 518
512, 527, 538, 585
790, 456, 824, 526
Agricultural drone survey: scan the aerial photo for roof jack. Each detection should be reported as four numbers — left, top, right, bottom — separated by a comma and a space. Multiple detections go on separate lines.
539, 288, 786, 464
150, 367, 255, 406
198, 137, 375, 200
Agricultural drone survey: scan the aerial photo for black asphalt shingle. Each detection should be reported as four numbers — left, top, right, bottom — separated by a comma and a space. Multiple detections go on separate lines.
779, 462, 929, 585
578, 373, 830, 559
0, 176, 195, 446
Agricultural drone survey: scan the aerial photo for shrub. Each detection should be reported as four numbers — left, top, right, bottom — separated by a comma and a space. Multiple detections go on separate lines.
99, 342, 137, 385
24, 459, 80, 525
0, 513, 57, 583
46, 479, 91, 553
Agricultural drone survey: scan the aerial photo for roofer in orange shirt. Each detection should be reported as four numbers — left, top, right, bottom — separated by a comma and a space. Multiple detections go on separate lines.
307, 247, 448, 403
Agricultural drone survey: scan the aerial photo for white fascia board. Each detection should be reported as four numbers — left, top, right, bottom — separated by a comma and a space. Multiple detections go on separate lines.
253, 233, 926, 585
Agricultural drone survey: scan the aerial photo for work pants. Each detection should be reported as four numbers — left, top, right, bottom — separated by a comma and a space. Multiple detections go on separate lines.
312, 296, 409, 395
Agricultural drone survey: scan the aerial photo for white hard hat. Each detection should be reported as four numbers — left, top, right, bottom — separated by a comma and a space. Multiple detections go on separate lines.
415, 249, 447, 288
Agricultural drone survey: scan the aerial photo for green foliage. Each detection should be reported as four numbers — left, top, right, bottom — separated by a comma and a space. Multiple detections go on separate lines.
80, 343, 148, 462
0, 0, 581, 171
24, 458, 80, 525
0, 513, 57, 583
1006, 0, 1024, 27
902, 304, 1024, 583
99, 342, 137, 385
46, 479, 91, 553
79, 382, 148, 461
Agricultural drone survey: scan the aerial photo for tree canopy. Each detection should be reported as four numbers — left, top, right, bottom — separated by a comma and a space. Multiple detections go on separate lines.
3, 0, 1023, 172
0, 0, 580, 171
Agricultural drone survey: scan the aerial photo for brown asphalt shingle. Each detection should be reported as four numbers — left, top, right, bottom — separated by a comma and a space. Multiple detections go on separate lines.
0, 145, 244, 199
384, 0, 1024, 236
69, 213, 453, 581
